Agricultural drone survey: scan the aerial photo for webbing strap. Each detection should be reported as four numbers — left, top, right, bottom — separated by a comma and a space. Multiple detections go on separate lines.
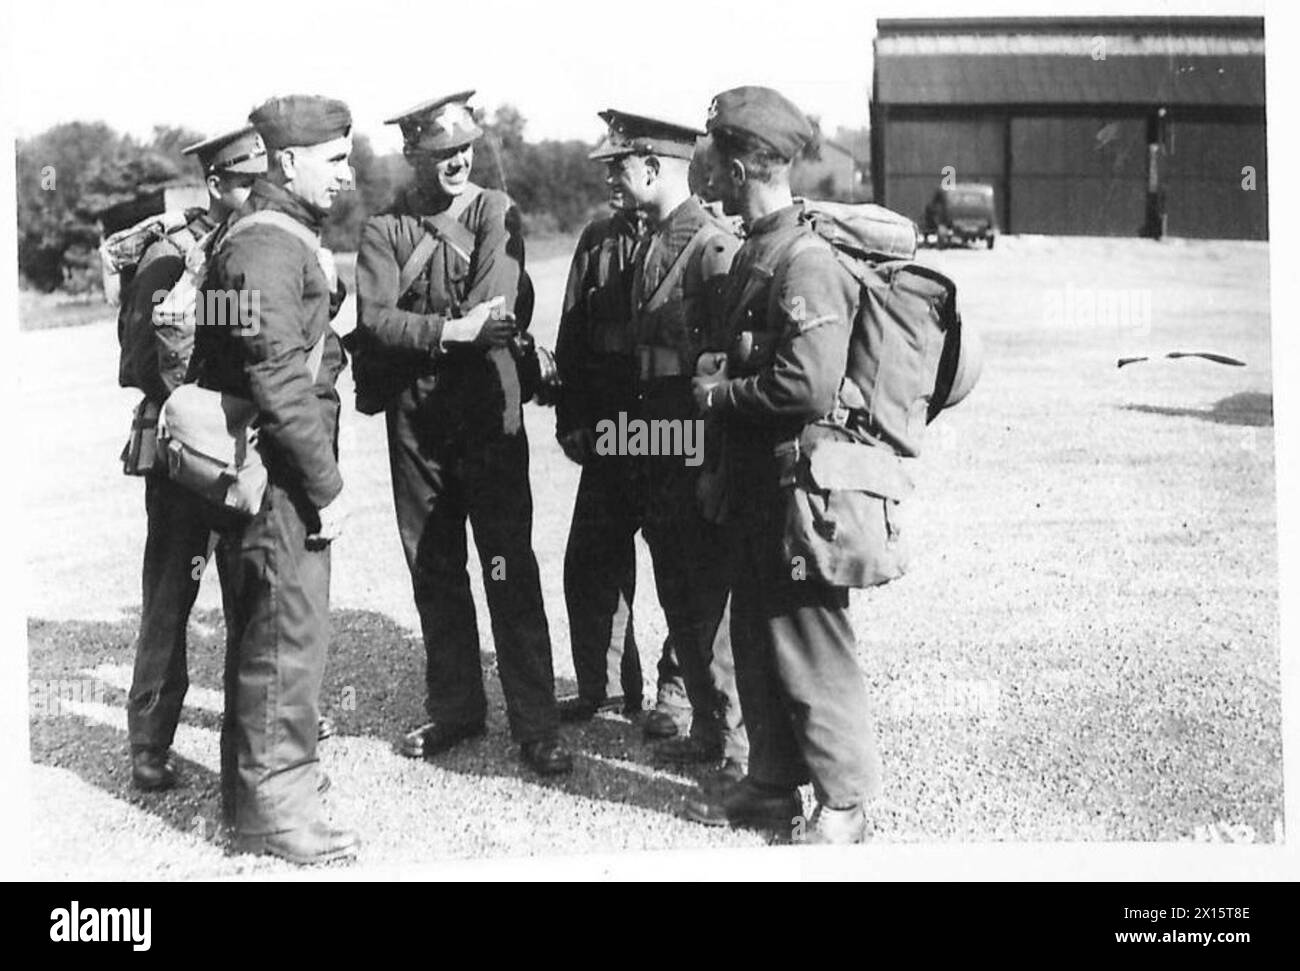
634, 222, 717, 315
224, 209, 321, 251
396, 183, 484, 298
222, 210, 328, 383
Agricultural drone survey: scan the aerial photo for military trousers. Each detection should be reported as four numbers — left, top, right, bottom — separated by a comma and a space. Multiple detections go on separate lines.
127, 471, 213, 752
643, 504, 747, 764
727, 474, 882, 807
215, 480, 330, 836
563, 452, 682, 707
386, 398, 559, 743
639, 378, 745, 761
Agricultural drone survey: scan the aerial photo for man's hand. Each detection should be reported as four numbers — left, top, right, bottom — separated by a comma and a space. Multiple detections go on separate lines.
309, 486, 350, 548
558, 428, 595, 465
692, 358, 728, 413
696, 351, 728, 377
440, 296, 516, 350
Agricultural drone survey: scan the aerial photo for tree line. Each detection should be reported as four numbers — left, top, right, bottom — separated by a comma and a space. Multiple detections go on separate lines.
15, 105, 866, 294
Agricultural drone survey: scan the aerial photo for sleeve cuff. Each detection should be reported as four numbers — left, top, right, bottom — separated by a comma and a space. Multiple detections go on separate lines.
306, 468, 345, 510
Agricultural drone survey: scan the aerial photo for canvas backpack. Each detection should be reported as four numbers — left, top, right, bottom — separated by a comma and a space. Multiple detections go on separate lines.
788, 199, 981, 456
113, 210, 210, 475
733, 199, 982, 588
101, 208, 206, 306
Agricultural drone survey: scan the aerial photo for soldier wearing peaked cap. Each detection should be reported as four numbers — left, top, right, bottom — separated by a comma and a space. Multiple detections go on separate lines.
685, 86, 883, 844
119, 124, 265, 795
552, 128, 664, 727
187, 95, 359, 864
351, 90, 572, 777
557, 109, 748, 786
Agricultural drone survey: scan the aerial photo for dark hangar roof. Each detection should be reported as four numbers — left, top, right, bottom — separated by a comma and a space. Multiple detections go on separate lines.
874, 16, 1265, 107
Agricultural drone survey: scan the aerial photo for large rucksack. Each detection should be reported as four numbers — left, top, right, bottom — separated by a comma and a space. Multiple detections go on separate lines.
745, 199, 982, 588
101, 208, 206, 306
791, 199, 981, 455
111, 209, 210, 476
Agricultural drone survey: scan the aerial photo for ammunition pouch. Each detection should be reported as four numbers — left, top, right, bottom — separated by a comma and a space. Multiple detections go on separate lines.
121, 398, 161, 476
775, 421, 911, 589
636, 344, 688, 381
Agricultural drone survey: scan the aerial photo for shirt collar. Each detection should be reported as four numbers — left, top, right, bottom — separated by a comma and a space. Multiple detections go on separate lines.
246, 178, 329, 231
746, 201, 804, 239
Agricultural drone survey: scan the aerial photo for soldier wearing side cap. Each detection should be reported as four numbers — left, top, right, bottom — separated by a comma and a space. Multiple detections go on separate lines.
553, 131, 679, 729
119, 125, 265, 793
685, 86, 883, 844
567, 109, 747, 784
189, 95, 358, 864
352, 91, 571, 777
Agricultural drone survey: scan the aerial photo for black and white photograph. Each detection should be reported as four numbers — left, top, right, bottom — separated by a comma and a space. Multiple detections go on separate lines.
2, 0, 1295, 889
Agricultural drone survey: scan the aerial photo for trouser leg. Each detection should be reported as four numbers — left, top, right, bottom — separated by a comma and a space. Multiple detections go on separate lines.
128, 473, 211, 750
463, 429, 559, 742
728, 520, 808, 792
644, 512, 741, 756
708, 594, 747, 764
218, 483, 329, 836
731, 510, 880, 806
386, 407, 486, 726
612, 593, 642, 704
563, 457, 640, 703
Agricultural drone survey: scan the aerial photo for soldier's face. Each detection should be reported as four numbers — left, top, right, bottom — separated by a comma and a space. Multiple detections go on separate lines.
701, 136, 741, 215
282, 134, 353, 211
413, 145, 475, 198
604, 154, 651, 211
210, 173, 257, 210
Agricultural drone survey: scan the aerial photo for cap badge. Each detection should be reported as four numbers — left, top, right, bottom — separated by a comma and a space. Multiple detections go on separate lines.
434, 104, 470, 137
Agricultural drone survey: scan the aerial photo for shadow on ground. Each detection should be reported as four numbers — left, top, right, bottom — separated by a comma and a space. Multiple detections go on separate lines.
27, 608, 721, 850
1120, 391, 1273, 427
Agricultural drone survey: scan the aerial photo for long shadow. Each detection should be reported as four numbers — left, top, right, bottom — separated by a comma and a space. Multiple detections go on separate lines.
316, 608, 711, 824
28, 615, 228, 841
1120, 391, 1274, 428
27, 607, 724, 851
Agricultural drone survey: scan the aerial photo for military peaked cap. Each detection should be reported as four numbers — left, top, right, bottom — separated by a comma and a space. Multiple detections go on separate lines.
386, 91, 483, 153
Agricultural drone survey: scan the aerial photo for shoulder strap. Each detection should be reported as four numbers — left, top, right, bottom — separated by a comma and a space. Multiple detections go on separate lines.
223, 209, 321, 252
766, 231, 835, 322
422, 184, 482, 263
639, 222, 718, 315
220, 210, 329, 383
723, 227, 815, 335
396, 185, 485, 295
397, 232, 442, 297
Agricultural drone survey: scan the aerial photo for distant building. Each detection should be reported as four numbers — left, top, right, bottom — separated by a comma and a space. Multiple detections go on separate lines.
871, 16, 1267, 239
97, 179, 208, 236
792, 139, 869, 201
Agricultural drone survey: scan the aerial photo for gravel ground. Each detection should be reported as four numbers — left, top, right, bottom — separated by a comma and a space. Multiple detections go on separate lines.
20, 234, 1282, 877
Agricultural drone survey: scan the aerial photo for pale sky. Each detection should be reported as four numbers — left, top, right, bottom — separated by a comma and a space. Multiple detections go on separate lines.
0, 0, 1270, 154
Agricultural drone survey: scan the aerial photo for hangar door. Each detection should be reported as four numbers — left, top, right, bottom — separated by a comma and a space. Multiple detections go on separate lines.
1009, 117, 1147, 236
884, 119, 1006, 228
1164, 121, 1268, 239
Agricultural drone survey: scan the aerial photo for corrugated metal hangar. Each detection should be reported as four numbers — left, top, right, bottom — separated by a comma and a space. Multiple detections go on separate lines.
870, 17, 1267, 239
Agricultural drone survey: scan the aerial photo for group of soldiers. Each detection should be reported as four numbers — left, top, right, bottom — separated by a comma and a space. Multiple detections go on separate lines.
118, 84, 882, 866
